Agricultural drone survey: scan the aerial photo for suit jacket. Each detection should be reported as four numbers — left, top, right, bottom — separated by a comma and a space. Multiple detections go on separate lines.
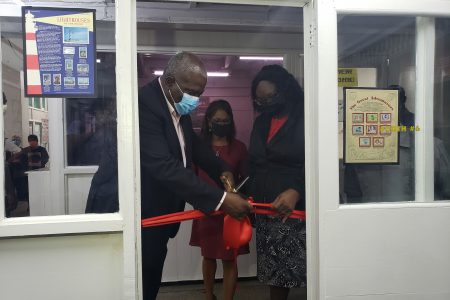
139, 79, 225, 237
247, 102, 306, 211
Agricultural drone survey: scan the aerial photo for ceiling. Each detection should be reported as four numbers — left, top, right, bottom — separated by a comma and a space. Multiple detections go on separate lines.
1, 1, 303, 31
0, 2, 419, 71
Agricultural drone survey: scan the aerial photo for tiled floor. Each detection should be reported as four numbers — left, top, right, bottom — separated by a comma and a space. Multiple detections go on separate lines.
157, 280, 307, 300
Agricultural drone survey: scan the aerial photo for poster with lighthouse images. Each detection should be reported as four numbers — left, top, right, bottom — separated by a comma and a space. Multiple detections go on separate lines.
22, 7, 96, 97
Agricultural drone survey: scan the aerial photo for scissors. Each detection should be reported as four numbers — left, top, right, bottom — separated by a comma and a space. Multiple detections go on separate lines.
223, 176, 249, 193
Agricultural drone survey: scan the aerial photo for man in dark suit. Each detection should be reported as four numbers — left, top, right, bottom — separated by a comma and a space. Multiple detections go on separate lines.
139, 52, 252, 300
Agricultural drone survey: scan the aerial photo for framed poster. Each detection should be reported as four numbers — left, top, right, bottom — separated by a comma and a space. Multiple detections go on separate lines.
343, 87, 399, 164
22, 7, 96, 98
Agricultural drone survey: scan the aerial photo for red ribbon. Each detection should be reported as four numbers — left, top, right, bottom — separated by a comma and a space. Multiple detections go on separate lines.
141, 199, 306, 255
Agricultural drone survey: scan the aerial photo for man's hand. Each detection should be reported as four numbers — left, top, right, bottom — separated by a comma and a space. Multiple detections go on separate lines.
220, 171, 235, 192
271, 188, 300, 223
220, 192, 252, 220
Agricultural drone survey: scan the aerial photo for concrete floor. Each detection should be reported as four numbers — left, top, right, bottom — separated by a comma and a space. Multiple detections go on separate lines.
157, 280, 307, 300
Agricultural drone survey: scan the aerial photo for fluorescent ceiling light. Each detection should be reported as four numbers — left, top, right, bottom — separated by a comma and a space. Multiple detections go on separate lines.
239, 56, 284, 61
153, 70, 229, 77
207, 72, 229, 77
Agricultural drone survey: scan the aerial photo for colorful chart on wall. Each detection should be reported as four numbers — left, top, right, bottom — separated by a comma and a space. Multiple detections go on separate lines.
22, 7, 96, 98
343, 88, 399, 164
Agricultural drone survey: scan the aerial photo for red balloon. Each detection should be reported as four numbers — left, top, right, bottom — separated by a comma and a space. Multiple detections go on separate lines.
223, 215, 252, 251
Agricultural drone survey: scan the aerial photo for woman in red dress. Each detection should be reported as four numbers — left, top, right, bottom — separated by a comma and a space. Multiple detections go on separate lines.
190, 99, 249, 300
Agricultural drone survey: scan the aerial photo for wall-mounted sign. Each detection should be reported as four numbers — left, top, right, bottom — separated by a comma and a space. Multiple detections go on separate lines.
344, 88, 399, 164
338, 68, 358, 87
22, 7, 96, 98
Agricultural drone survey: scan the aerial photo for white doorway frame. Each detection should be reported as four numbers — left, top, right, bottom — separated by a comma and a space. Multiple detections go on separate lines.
304, 1, 450, 299
116, 0, 313, 299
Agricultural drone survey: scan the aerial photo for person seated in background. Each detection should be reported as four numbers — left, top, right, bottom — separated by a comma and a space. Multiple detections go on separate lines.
10, 135, 49, 206
343, 85, 450, 203
190, 99, 249, 300
20, 134, 49, 170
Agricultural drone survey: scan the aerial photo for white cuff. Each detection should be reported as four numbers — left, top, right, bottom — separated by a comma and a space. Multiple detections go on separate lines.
215, 192, 227, 211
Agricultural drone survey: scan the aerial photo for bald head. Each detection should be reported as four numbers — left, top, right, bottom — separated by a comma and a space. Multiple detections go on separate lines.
163, 52, 207, 80
161, 52, 207, 106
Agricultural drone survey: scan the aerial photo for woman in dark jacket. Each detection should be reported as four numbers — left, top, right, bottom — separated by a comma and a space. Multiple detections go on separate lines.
247, 65, 306, 300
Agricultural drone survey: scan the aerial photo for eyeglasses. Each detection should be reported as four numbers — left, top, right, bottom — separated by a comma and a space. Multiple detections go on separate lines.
211, 118, 231, 124
254, 94, 279, 106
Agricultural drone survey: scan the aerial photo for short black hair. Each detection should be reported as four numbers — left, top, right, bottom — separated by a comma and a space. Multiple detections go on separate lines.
28, 134, 38, 142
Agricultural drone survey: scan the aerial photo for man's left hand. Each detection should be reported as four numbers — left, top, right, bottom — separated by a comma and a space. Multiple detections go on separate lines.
271, 188, 300, 223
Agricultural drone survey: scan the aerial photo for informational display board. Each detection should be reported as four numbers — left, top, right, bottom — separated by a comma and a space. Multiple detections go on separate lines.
343, 88, 399, 164
22, 7, 96, 98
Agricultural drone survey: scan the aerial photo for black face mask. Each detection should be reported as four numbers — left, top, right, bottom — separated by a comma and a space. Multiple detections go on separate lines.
211, 121, 232, 137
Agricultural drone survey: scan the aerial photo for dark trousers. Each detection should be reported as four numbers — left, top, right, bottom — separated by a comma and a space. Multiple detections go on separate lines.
142, 227, 171, 300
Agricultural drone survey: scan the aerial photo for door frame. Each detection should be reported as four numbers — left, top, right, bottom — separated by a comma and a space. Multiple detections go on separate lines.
304, 1, 450, 299
119, 1, 310, 299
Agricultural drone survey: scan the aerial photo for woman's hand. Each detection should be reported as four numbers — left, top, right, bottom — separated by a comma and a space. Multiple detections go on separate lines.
271, 188, 300, 223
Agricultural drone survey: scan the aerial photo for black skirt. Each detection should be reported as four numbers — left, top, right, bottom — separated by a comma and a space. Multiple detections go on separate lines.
255, 215, 307, 288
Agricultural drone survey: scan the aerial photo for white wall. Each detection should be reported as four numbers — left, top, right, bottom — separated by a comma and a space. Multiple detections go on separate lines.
0, 233, 123, 300
323, 206, 450, 300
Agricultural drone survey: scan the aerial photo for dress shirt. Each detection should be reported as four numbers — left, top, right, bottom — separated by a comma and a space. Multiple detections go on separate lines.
158, 78, 226, 210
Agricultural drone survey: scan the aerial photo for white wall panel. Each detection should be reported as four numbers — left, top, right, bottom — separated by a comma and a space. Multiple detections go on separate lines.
324, 207, 450, 298
0, 233, 123, 300
67, 174, 94, 215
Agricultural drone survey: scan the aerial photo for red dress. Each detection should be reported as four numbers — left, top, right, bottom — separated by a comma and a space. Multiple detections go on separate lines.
189, 139, 250, 260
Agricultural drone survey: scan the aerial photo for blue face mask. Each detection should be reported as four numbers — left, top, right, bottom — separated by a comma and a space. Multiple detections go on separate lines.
169, 81, 200, 115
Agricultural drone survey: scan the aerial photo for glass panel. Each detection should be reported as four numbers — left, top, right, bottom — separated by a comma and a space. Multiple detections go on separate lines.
33, 97, 41, 109
33, 122, 42, 147
338, 15, 417, 203
434, 18, 450, 201
66, 52, 116, 166
2, 4, 117, 217
134, 1, 305, 295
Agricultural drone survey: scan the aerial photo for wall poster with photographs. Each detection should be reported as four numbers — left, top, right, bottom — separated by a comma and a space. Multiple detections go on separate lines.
344, 88, 400, 164
22, 6, 96, 97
